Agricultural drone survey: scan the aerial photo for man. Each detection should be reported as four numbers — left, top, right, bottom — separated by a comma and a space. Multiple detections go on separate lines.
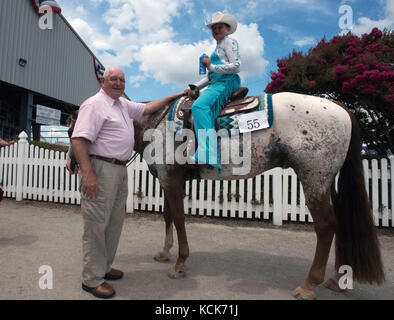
71, 67, 184, 299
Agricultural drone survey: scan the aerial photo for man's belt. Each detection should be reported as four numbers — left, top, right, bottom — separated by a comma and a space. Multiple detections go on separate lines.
90, 154, 128, 166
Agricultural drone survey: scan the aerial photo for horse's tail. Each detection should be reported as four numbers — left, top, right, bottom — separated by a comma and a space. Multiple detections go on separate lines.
331, 109, 385, 284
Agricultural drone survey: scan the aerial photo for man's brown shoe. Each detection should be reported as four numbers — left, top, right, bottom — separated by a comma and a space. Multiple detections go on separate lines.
82, 282, 115, 299
104, 268, 124, 280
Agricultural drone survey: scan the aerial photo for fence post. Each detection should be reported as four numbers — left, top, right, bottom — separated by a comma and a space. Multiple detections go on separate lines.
16, 131, 28, 201
273, 167, 283, 226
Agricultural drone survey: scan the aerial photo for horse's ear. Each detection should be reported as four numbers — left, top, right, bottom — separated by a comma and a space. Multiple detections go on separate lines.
188, 84, 200, 100
66, 110, 78, 134
72, 110, 79, 120
66, 115, 72, 126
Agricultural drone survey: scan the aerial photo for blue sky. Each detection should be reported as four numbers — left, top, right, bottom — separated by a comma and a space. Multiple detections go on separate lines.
54, 0, 393, 103
43, 0, 392, 103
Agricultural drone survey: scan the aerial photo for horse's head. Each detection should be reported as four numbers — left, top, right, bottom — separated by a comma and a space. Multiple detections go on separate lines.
134, 97, 181, 155
66, 110, 78, 138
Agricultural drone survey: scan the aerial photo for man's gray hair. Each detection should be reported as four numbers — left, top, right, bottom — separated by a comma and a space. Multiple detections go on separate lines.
103, 67, 121, 78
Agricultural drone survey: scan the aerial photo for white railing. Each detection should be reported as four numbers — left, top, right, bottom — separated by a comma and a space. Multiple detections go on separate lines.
1, 132, 393, 227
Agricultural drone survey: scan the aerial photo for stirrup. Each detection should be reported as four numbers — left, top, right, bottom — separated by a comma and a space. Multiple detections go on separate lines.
183, 138, 194, 158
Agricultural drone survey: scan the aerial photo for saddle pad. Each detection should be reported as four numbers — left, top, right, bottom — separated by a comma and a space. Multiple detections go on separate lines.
168, 94, 274, 135
217, 94, 274, 135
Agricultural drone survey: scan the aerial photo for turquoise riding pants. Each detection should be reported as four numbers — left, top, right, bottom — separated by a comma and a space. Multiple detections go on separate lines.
191, 73, 240, 169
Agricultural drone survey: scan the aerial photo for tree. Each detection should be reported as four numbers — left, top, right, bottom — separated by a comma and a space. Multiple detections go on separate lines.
265, 28, 394, 157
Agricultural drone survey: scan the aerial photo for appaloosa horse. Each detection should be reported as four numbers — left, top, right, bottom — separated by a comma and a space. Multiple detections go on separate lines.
132, 91, 384, 300
68, 91, 385, 299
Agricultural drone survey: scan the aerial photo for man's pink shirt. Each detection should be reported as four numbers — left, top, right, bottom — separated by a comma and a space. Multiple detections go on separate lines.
72, 89, 146, 161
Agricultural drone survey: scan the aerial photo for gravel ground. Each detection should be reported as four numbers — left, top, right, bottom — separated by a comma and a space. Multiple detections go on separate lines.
0, 198, 393, 300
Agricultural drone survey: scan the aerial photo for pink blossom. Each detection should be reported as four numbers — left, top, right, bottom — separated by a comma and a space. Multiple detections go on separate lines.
346, 46, 358, 56
355, 64, 368, 74
354, 74, 366, 85
279, 66, 289, 74
342, 82, 352, 93
384, 94, 394, 103
335, 65, 347, 73
371, 28, 383, 39
360, 84, 376, 94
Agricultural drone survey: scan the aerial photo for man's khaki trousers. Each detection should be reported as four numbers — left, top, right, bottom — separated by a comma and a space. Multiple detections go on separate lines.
80, 158, 128, 287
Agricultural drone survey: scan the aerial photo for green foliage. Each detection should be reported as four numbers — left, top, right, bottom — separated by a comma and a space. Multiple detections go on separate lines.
29, 140, 68, 153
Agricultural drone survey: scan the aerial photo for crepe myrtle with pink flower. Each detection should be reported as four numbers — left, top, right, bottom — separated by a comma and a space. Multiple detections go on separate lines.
266, 28, 394, 156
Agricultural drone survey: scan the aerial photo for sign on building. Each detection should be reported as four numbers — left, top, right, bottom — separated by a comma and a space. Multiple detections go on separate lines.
36, 105, 61, 125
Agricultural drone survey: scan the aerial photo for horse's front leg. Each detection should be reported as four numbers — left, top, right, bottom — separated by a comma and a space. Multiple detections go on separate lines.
154, 195, 174, 262
164, 187, 189, 279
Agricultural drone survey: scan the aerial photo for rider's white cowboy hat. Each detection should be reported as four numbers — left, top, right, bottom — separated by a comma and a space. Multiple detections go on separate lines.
206, 12, 237, 34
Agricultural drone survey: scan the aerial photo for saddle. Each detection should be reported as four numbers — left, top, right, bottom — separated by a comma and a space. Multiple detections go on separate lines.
178, 87, 260, 133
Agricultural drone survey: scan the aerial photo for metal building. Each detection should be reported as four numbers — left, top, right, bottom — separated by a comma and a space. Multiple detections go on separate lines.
0, 0, 105, 140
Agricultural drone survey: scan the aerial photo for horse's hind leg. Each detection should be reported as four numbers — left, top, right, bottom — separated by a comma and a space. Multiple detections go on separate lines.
323, 272, 348, 292
292, 190, 337, 300
154, 195, 173, 262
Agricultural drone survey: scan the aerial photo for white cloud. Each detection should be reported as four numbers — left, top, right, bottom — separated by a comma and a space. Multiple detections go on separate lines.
137, 40, 214, 87
103, 3, 135, 30
89, 0, 105, 5
136, 23, 268, 87
232, 23, 269, 77
68, 18, 137, 67
99, 0, 182, 32
60, 0, 269, 88
69, 18, 95, 46
270, 24, 317, 48
75, 5, 86, 15
131, 0, 180, 32
293, 37, 316, 47
66, 0, 184, 69
351, 0, 394, 35
129, 75, 146, 87
247, 1, 257, 10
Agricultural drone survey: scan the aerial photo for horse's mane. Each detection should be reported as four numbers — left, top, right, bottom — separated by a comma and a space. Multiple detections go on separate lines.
134, 99, 175, 154
138, 100, 174, 129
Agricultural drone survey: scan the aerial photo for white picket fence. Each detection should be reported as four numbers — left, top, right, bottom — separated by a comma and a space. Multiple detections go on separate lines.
1, 132, 393, 227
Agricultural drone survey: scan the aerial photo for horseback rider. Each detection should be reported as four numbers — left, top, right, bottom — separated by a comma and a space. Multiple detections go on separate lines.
187, 12, 241, 170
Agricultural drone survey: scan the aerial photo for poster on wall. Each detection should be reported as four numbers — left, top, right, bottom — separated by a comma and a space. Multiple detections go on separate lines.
94, 57, 106, 83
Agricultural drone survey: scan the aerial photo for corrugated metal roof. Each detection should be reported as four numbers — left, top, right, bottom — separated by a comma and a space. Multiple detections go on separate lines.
0, 0, 103, 106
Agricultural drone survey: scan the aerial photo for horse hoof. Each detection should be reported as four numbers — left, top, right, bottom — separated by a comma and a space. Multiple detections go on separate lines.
323, 277, 346, 293
154, 252, 171, 262
168, 266, 187, 279
291, 286, 316, 300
